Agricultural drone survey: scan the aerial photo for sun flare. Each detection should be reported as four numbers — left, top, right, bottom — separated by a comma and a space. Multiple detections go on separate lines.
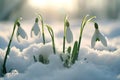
28, 0, 76, 12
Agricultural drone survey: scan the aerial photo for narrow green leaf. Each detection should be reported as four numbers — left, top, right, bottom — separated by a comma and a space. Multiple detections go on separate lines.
67, 46, 71, 54
38, 14, 43, 23
46, 25, 54, 37
2, 18, 21, 74
33, 55, 37, 62
38, 14, 45, 44
39, 54, 44, 63
46, 24, 56, 54
81, 15, 89, 28
87, 16, 96, 23
63, 15, 68, 53
78, 15, 96, 54
71, 41, 78, 64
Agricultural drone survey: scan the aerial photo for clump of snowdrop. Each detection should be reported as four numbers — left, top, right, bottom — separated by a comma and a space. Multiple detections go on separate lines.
62, 15, 95, 67
33, 22, 56, 64
1, 14, 109, 77
2, 18, 27, 75
31, 18, 41, 37
30, 15, 96, 68
91, 23, 107, 48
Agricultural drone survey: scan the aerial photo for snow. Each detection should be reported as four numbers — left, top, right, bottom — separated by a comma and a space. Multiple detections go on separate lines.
0, 20, 120, 80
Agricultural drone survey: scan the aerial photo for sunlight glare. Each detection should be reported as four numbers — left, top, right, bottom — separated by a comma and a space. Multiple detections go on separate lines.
28, 0, 76, 12
28, 0, 47, 8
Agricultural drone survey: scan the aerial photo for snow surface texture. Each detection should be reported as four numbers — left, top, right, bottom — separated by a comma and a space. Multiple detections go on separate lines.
0, 20, 120, 80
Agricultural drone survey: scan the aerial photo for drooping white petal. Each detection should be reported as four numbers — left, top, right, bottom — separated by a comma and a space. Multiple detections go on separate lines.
66, 27, 73, 43
91, 29, 107, 48
16, 32, 20, 42
31, 22, 41, 37
91, 31, 97, 48
17, 26, 28, 42
98, 32, 107, 47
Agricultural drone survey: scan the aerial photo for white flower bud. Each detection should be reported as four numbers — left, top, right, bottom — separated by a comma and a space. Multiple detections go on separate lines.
16, 26, 28, 42
91, 29, 107, 48
66, 27, 73, 43
31, 22, 41, 37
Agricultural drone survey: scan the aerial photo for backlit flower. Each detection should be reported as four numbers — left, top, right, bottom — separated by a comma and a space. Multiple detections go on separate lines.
91, 23, 107, 48
16, 25, 28, 42
66, 27, 73, 43
31, 18, 41, 37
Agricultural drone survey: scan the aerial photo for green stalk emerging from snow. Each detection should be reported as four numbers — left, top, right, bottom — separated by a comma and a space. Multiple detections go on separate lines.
46, 24, 56, 54
78, 15, 96, 53
71, 41, 78, 64
63, 16, 73, 53
38, 14, 45, 44
2, 18, 21, 74
67, 15, 95, 67
63, 16, 67, 53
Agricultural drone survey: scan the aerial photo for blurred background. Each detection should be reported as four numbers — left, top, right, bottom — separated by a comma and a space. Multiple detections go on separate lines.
0, 0, 120, 50
0, 0, 120, 21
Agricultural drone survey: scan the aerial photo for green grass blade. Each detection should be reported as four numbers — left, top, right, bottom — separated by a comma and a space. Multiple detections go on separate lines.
46, 25, 56, 54
38, 14, 45, 44
71, 41, 78, 64
33, 55, 37, 62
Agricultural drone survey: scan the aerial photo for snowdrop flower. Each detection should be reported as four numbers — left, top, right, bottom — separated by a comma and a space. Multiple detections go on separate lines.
91, 23, 107, 48
31, 18, 41, 37
65, 20, 73, 43
66, 27, 73, 43
16, 23, 28, 42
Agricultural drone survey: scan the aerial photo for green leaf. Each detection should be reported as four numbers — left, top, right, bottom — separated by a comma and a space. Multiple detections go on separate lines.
46, 25, 54, 38
81, 15, 89, 28
81, 15, 96, 29
87, 16, 96, 23
33, 55, 37, 62
71, 41, 78, 64
78, 15, 96, 54
67, 46, 71, 54
39, 54, 44, 63
38, 14, 43, 23
2, 18, 22, 74
38, 14, 45, 44
46, 24, 56, 54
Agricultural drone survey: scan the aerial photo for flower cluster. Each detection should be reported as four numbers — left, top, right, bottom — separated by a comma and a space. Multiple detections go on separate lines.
1, 15, 108, 75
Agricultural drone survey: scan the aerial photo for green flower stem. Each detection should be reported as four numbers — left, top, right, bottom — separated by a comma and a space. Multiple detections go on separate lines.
63, 16, 67, 53
63, 36, 65, 53
38, 14, 45, 44
46, 25, 56, 54
2, 19, 20, 74
77, 15, 96, 53
52, 37, 56, 54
